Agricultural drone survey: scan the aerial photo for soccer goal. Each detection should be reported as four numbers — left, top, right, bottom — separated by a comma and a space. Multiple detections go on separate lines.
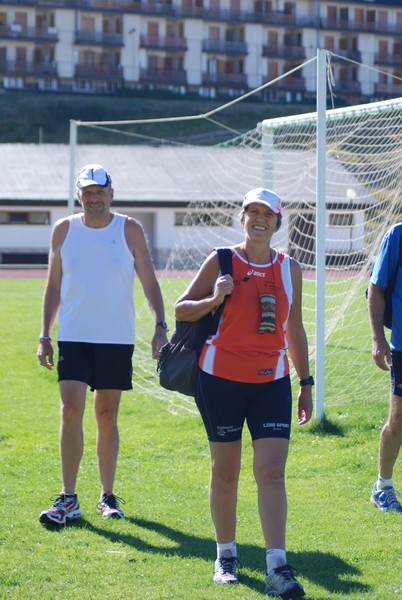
68, 49, 402, 418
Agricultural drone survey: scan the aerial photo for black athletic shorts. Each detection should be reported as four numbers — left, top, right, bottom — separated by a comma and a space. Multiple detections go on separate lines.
57, 341, 134, 391
195, 370, 292, 442
390, 351, 402, 397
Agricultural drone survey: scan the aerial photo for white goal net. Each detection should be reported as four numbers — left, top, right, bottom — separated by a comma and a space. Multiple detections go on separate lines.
70, 52, 402, 417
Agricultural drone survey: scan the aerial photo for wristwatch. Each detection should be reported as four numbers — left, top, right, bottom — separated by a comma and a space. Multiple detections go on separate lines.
299, 375, 314, 386
156, 320, 168, 330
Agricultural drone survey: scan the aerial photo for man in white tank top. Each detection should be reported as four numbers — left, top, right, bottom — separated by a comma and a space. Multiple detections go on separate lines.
37, 164, 168, 527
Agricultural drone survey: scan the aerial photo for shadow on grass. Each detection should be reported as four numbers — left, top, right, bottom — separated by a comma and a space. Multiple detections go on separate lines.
306, 414, 345, 437
62, 516, 370, 597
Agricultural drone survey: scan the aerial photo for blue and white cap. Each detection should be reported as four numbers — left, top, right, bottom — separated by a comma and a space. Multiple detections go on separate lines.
76, 164, 112, 189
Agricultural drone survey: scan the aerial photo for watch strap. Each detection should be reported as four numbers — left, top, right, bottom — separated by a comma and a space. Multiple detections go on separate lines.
299, 375, 314, 386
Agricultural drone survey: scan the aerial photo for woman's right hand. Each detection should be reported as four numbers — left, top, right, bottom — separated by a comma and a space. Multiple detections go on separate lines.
213, 274, 234, 305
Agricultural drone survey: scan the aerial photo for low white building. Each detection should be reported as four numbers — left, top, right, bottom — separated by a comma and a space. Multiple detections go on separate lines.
0, 143, 375, 268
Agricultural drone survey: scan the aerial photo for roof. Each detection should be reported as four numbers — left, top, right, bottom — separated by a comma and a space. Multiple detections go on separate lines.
0, 143, 378, 209
0, 143, 253, 204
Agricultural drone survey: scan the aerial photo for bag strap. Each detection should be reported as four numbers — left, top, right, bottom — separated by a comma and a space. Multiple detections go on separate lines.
390, 233, 402, 293
216, 247, 233, 277
208, 248, 233, 335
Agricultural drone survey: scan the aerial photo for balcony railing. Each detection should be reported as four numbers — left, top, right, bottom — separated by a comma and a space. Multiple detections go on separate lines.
263, 76, 306, 91
0, 1, 402, 36
140, 67, 187, 84
75, 30, 124, 47
74, 64, 123, 79
0, 24, 58, 42
140, 34, 187, 51
262, 44, 306, 60
124, 1, 175, 17
375, 53, 402, 67
202, 40, 248, 56
321, 17, 402, 36
329, 49, 362, 63
333, 80, 361, 95
202, 71, 247, 87
375, 82, 402, 96
0, 60, 58, 76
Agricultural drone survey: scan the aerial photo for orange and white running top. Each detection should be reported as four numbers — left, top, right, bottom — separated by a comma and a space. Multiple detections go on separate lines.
199, 247, 293, 383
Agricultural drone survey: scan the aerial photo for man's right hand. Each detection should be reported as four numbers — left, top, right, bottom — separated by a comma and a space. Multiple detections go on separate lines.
37, 340, 54, 370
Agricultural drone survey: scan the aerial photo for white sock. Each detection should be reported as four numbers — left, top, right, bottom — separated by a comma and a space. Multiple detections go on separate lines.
377, 476, 393, 490
266, 548, 286, 573
217, 541, 237, 558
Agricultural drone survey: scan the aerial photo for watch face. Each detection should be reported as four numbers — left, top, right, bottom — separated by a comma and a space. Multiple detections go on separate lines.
157, 321, 168, 329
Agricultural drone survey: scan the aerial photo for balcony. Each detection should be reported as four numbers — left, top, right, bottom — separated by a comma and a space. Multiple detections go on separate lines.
375, 82, 402, 97
0, 60, 58, 76
321, 18, 402, 36
75, 30, 124, 47
375, 53, 402, 67
329, 49, 362, 63
202, 71, 247, 88
140, 34, 187, 52
0, 24, 58, 42
124, 1, 175, 17
262, 44, 306, 60
74, 64, 123, 79
140, 67, 187, 85
333, 80, 361, 95
264, 76, 306, 92
202, 40, 248, 56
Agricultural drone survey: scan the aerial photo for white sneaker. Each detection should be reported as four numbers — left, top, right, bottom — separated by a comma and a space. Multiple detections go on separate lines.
39, 493, 81, 527
213, 549, 239, 584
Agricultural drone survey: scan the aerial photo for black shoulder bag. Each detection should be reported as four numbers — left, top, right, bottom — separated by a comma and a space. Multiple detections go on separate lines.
157, 247, 233, 397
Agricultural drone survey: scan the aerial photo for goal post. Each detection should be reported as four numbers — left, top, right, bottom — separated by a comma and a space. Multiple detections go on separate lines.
66, 50, 402, 418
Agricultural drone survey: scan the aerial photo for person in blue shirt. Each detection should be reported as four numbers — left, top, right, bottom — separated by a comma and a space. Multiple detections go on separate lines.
367, 222, 402, 513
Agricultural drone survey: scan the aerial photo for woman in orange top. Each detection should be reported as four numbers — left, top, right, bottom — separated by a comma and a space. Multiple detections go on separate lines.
175, 188, 313, 598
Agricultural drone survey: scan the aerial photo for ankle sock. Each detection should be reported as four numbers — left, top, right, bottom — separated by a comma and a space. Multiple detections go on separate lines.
217, 541, 237, 558
266, 548, 286, 573
377, 476, 393, 490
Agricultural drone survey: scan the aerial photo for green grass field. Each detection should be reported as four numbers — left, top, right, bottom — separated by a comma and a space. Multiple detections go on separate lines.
0, 278, 400, 599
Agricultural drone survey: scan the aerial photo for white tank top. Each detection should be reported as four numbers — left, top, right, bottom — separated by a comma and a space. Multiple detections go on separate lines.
58, 213, 135, 344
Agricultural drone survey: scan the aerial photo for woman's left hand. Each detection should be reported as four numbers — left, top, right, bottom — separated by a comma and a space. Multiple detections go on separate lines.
297, 387, 313, 425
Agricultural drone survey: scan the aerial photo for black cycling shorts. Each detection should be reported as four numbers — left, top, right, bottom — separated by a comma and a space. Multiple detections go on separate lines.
195, 370, 292, 442
390, 351, 402, 397
57, 341, 134, 391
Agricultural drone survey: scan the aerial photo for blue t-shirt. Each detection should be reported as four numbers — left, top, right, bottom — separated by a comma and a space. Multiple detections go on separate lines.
370, 222, 402, 350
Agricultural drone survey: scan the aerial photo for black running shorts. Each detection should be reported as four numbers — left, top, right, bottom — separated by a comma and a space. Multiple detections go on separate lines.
195, 370, 292, 442
57, 341, 134, 391
390, 350, 402, 397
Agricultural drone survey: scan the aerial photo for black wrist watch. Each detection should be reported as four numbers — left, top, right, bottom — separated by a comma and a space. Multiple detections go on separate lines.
299, 375, 314, 387
156, 320, 168, 330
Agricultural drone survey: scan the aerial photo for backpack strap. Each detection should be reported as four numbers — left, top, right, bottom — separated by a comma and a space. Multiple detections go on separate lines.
208, 248, 233, 336
216, 247, 233, 276
390, 233, 402, 292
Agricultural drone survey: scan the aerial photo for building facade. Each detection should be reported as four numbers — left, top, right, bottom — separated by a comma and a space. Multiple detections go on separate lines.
0, 0, 401, 103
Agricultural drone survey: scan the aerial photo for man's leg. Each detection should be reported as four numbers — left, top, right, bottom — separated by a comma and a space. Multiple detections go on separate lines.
378, 393, 402, 479
60, 379, 87, 494
94, 389, 122, 495
371, 393, 402, 512
39, 379, 86, 526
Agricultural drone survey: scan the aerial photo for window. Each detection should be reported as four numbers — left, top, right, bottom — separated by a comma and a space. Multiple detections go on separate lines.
329, 213, 354, 227
0, 211, 50, 224
175, 211, 233, 226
